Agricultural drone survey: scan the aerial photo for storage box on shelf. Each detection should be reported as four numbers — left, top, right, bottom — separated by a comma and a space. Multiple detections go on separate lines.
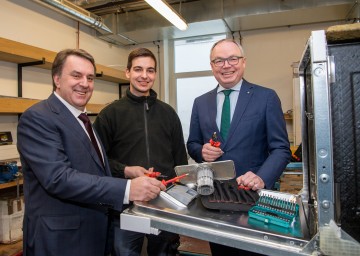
279, 170, 303, 194
0, 189, 24, 244
0, 211, 23, 244
278, 145, 303, 194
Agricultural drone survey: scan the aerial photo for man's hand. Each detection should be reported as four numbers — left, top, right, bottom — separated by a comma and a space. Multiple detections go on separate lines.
124, 166, 154, 179
236, 171, 265, 191
129, 176, 166, 202
202, 143, 223, 162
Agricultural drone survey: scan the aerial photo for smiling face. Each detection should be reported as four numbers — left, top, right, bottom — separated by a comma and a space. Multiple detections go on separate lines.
210, 40, 246, 89
126, 56, 156, 97
53, 55, 95, 111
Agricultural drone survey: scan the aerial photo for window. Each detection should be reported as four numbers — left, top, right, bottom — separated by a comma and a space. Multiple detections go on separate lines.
177, 76, 218, 142
174, 34, 225, 142
174, 35, 226, 73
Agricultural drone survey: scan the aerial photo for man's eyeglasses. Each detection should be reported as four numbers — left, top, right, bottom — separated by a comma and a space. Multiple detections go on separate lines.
211, 56, 244, 67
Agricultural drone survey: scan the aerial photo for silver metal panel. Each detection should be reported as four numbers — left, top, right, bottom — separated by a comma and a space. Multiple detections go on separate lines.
120, 212, 160, 235
308, 30, 335, 226
174, 160, 236, 188
121, 190, 310, 256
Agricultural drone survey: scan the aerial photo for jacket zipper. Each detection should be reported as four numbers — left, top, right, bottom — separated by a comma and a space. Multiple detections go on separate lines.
144, 98, 150, 167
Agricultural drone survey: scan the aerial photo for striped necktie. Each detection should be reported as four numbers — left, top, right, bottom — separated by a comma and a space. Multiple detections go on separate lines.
78, 113, 104, 167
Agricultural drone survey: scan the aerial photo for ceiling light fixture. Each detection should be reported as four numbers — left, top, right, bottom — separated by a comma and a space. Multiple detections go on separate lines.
144, 0, 188, 31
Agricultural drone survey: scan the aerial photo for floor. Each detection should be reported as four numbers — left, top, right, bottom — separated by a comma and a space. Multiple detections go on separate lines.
179, 236, 211, 255
0, 236, 210, 256
0, 240, 22, 256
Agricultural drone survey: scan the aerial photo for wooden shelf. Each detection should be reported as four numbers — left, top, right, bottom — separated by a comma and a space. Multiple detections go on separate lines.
0, 37, 128, 84
0, 96, 106, 114
0, 177, 23, 190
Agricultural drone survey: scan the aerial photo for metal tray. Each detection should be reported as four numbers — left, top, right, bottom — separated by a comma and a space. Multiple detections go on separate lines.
121, 189, 310, 256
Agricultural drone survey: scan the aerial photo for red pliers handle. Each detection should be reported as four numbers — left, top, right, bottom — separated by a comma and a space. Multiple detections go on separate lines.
210, 132, 221, 148
238, 184, 251, 190
161, 173, 189, 186
145, 172, 167, 179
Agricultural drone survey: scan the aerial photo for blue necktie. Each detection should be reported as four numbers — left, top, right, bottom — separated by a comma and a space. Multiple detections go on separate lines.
220, 90, 233, 140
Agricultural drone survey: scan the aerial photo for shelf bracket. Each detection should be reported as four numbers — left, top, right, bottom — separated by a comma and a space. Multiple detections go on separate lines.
17, 58, 46, 97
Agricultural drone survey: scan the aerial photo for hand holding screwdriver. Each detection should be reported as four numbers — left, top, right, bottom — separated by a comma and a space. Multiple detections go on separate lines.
161, 173, 189, 186
145, 172, 167, 179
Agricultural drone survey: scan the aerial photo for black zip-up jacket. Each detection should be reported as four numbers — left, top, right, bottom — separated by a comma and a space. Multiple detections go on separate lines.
94, 89, 188, 179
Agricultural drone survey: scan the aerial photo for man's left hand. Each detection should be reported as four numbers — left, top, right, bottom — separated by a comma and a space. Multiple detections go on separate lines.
236, 171, 265, 191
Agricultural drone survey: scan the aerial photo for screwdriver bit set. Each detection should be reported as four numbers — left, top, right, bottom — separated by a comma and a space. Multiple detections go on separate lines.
248, 192, 299, 228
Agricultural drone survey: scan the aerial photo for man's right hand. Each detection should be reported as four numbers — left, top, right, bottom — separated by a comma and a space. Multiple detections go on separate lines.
129, 176, 166, 202
202, 143, 223, 162
124, 166, 154, 179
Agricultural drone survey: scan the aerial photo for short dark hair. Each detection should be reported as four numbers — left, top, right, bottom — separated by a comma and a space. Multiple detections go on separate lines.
127, 48, 157, 71
52, 49, 96, 91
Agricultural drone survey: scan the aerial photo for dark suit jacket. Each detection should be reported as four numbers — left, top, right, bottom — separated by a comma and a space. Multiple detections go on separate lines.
17, 93, 127, 256
187, 80, 291, 189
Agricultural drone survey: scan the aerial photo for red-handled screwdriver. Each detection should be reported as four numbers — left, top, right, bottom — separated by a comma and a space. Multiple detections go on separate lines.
161, 173, 189, 186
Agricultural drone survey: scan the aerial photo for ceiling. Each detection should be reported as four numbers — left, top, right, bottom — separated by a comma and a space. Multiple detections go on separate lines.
34, 0, 359, 46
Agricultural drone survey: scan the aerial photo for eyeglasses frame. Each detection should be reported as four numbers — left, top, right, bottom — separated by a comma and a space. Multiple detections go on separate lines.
211, 56, 244, 67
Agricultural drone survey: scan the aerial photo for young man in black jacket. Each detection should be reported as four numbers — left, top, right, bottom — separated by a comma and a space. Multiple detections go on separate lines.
94, 48, 188, 256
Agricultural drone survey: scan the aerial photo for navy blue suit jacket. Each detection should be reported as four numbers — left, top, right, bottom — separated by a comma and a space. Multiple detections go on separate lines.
17, 93, 127, 256
187, 80, 291, 189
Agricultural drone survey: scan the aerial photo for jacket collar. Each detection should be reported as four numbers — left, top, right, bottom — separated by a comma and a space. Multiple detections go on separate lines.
126, 88, 157, 106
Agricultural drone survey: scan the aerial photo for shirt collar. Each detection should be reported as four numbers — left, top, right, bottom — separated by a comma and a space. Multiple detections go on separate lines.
217, 79, 243, 94
53, 91, 86, 117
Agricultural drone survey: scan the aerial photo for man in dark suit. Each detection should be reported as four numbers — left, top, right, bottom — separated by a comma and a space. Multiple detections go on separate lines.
187, 39, 291, 255
17, 49, 165, 256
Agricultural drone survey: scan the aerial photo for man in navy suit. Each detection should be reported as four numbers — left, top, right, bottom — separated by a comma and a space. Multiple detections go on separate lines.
17, 49, 165, 256
187, 39, 291, 255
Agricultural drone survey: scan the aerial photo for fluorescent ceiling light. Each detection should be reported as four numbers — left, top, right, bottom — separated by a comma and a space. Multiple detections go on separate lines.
145, 0, 188, 31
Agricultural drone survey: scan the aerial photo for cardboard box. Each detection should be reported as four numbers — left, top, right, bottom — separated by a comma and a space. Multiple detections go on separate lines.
0, 210, 23, 244
0, 195, 24, 216
279, 172, 303, 194
0, 191, 24, 244
0, 132, 12, 145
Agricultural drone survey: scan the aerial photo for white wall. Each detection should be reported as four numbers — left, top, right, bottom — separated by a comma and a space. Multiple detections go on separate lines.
233, 22, 339, 143
240, 23, 336, 112
0, 0, 131, 144
0, 0, 129, 103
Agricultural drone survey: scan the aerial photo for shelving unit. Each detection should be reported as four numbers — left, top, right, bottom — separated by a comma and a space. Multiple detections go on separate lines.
0, 96, 105, 115
0, 178, 23, 190
0, 37, 128, 83
0, 37, 127, 115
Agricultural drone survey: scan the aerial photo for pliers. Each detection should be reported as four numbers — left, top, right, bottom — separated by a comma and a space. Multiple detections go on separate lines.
161, 173, 189, 186
238, 184, 251, 190
209, 132, 221, 147
145, 172, 167, 179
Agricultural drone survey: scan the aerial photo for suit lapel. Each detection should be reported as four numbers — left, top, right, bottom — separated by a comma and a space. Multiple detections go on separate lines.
225, 81, 254, 144
47, 94, 106, 172
207, 87, 220, 134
